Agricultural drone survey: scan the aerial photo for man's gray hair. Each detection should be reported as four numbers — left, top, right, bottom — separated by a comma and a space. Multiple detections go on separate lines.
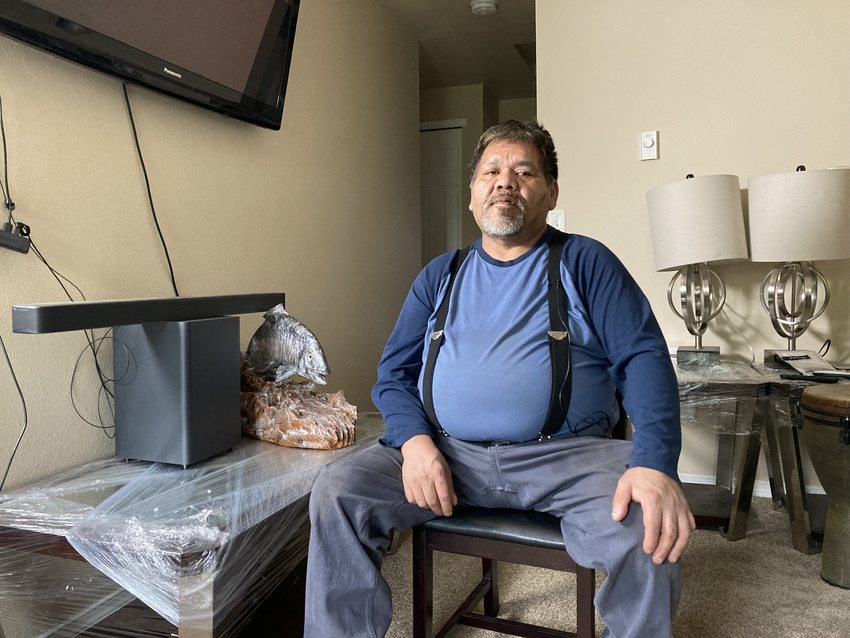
468, 120, 558, 185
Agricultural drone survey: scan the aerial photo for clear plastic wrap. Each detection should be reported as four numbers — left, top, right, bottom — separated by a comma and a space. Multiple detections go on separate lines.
751, 363, 810, 430
675, 362, 769, 435
0, 412, 385, 637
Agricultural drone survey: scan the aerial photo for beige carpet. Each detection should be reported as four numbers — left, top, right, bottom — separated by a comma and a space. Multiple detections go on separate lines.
381, 497, 850, 637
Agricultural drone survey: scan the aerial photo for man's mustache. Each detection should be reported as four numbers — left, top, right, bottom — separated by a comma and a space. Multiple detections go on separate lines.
486, 192, 527, 208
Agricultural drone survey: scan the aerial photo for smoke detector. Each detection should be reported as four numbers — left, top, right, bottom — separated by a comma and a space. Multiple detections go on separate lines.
471, 0, 498, 16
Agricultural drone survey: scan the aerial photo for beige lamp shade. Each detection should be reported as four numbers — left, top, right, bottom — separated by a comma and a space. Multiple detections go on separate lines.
747, 168, 850, 262
646, 174, 748, 272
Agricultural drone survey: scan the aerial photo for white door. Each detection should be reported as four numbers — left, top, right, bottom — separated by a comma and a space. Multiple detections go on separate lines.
420, 126, 463, 265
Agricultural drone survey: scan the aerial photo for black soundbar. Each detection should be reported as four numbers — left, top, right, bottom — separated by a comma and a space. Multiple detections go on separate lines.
12, 293, 284, 334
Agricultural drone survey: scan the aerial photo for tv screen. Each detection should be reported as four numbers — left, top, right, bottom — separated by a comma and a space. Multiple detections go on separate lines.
0, 0, 300, 130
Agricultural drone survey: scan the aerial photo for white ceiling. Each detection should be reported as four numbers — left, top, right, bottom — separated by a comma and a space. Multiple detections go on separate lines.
379, 0, 537, 101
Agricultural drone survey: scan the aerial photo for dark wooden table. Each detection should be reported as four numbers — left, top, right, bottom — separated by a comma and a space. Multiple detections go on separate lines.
0, 414, 384, 637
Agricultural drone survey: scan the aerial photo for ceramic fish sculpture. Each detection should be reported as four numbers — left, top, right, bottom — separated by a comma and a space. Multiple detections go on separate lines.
245, 304, 330, 385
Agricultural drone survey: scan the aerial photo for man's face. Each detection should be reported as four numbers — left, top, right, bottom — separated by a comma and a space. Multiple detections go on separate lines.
469, 140, 558, 241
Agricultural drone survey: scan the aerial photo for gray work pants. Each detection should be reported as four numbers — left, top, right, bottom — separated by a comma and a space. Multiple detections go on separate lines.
304, 435, 681, 637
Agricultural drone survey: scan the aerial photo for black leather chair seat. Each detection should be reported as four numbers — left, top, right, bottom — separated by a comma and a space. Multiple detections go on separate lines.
422, 507, 564, 551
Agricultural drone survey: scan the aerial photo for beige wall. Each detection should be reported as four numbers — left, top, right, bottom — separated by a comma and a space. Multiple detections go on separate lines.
537, 0, 850, 480
420, 83, 485, 246
499, 97, 537, 123
0, 0, 420, 489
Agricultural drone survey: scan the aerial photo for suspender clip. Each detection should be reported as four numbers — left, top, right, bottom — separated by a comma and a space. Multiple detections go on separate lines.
547, 330, 568, 341
430, 330, 444, 341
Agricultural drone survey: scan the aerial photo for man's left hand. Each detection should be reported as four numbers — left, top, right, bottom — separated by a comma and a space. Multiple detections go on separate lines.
611, 467, 695, 565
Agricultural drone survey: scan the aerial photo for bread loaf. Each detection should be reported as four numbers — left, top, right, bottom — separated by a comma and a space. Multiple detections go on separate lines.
240, 365, 357, 449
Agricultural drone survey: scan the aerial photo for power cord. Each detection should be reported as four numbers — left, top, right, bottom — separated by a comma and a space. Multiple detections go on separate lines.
0, 91, 28, 252
1, 216, 119, 492
0, 88, 118, 491
122, 83, 180, 297
26, 233, 117, 434
0, 331, 27, 495
69, 330, 118, 436
1, 90, 11, 223
0, 89, 27, 494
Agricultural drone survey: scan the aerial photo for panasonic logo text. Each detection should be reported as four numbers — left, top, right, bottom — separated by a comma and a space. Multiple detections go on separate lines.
163, 67, 183, 79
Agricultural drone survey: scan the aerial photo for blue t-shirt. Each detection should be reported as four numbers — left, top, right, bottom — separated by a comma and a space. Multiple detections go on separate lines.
372, 227, 682, 480
422, 238, 618, 441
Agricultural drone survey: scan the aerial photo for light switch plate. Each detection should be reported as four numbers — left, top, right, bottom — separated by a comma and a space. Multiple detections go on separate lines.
640, 130, 658, 161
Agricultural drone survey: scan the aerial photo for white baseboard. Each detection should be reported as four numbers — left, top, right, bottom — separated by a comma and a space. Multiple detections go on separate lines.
679, 473, 825, 497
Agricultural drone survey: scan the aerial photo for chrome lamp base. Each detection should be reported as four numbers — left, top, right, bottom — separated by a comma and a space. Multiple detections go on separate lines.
668, 263, 725, 367
760, 260, 829, 350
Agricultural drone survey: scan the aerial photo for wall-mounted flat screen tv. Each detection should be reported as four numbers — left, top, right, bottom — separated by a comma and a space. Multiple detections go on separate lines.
0, 0, 300, 130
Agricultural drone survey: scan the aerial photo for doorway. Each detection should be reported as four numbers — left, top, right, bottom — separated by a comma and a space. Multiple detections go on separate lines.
420, 122, 464, 265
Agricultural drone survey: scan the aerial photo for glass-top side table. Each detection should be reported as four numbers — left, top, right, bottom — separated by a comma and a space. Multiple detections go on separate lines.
753, 363, 834, 554
676, 361, 770, 540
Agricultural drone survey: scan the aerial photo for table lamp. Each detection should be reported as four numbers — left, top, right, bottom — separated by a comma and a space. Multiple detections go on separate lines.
747, 166, 850, 360
647, 174, 749, 366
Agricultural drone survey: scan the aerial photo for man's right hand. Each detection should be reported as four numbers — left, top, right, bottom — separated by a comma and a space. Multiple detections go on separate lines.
400, 434, 457, 516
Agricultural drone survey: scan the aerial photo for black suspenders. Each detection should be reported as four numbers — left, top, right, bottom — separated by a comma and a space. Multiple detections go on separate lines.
421, 229, 572, 441
543, 230, 571, 438
421, 245, 469, 433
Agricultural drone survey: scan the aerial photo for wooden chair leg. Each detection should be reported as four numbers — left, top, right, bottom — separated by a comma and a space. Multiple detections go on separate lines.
575, 567, 596, 638
482, 558, 499, 617
412, 526, 433, 638
387, 528, 403, 556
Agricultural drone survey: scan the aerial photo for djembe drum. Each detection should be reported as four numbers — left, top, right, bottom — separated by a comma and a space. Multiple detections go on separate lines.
799, 383, 850, 588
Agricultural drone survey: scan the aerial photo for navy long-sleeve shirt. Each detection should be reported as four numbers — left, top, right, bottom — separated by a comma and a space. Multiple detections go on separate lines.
371, 228, 682, 480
